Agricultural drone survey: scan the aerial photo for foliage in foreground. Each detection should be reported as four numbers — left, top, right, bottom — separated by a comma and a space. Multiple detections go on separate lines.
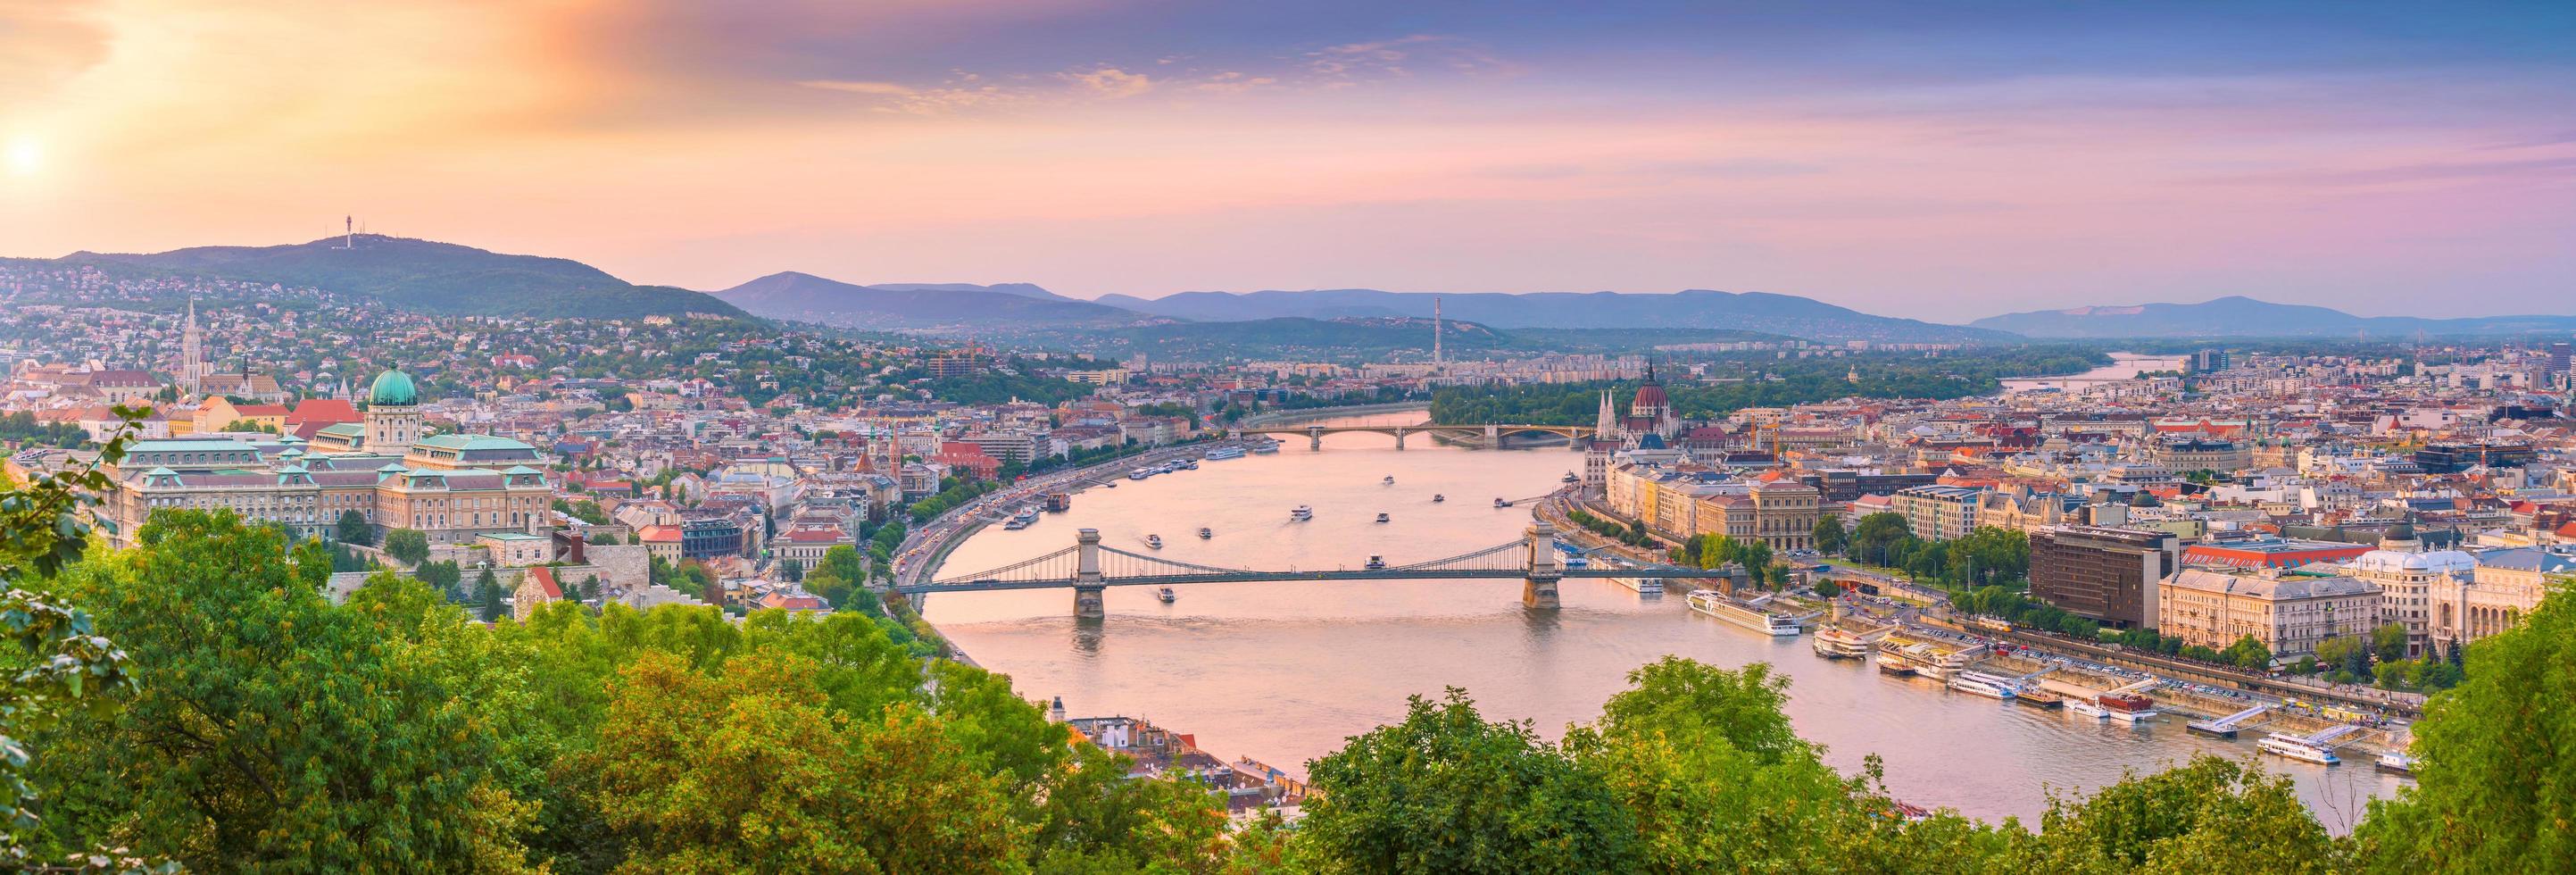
4, 503, 2570, 871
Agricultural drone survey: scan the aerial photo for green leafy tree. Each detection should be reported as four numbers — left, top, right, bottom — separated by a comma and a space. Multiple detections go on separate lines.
1849, 512, 1913, 565
805, 544, 879, 615
2316, 635, 2371, 679
336, 509, 375, 546
1563, 657, 2001, 871
39, 511, 534, 871
475, 566, 504, 621
383, 527, 431, 565
2371, 622, 2411, 664
0, 413, 154, 869
415, 559, 463, 600
2007, 756, 2344, 872
2221, 635, 2273, 672
1813, 515, 1849, 554
578, 649, 1030, 872
1301, 688, 1638, 873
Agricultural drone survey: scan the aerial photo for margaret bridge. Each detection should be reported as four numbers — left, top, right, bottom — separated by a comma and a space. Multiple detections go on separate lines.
895, 521, 1739, 619
1230, 422, 1599, 451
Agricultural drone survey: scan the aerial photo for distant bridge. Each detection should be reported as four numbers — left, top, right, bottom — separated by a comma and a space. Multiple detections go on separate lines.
1232, 423, 1598, 451
897, 522, 1737, 618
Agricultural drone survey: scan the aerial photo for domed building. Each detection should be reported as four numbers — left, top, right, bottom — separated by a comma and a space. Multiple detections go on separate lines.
1624, 365, 1679, 438
363, 366, 425, 458
2342, 521, 2477, 659
102, 365, 556, 554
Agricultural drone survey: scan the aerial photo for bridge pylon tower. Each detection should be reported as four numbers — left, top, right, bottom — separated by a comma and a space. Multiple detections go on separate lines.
1523, 521, 1563, 610
1074, 528, 1107, 620
1309, 424, 1325, 451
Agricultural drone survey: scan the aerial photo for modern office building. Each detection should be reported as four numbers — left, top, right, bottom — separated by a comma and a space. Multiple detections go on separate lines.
2029, 526, 2181, 628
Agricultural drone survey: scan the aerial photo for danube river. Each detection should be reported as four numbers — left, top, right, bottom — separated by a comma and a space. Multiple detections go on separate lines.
2000, 352, 2191, 394
924, 415, 2400, 829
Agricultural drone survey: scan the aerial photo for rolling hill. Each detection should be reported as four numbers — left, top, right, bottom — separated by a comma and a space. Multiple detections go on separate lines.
1029, 317, 1792, 362
857, 282, 1075, 303
717, 271, 1150, 330
62, 235, 744, 319
1972, 296, 2576, 338
1092, 288, 2012, 344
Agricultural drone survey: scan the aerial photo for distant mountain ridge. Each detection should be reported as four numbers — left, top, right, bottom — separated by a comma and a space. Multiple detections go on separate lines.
856, 282, 1075, 303
1972, 296, 2576, 338
1093, 288, 2011, 343
716, 272, 1149, 329
62, 235, 744, 319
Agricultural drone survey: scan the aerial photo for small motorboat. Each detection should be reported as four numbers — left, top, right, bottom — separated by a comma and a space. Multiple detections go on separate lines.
1290, 505, 1313, 521
1493, 497, 1512, 508
1383, 476, 1395, 486
1562, 471, 1578, 483
1157, 588, 1177, 604
1375, 512, 1391, 524
1146, 534, 1164, 549
1432, 494, 1446, 503
1364, 555, 1386, 570
1198, 527, 1213, 539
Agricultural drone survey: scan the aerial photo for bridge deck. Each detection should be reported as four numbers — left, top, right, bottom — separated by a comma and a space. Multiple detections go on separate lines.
902, 567, 1736, 595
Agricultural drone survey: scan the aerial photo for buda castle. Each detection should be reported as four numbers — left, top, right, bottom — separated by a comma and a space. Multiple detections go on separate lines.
104, 368, 553, 551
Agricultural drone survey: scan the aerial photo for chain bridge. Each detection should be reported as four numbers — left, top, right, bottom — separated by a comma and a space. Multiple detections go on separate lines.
1231, 422, 1597, 451
897, 521, 1739, 619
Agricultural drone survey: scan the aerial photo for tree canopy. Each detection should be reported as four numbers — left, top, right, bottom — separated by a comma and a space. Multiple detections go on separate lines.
10, 495, 2572, 871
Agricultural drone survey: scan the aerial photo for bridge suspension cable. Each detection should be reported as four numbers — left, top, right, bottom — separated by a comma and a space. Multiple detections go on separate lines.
933, 546, 1080, 588
1094, 546, 1259, 580
1384, 540, 1525, 573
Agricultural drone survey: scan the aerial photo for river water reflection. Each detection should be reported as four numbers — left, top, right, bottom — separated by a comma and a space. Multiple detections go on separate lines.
924, 415, 2399, 829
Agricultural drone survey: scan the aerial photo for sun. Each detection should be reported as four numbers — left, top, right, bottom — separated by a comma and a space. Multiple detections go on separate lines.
5, 138, 41, 177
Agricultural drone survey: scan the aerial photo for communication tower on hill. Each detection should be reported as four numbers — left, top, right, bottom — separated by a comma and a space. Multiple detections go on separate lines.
1433, 296, 1443, 369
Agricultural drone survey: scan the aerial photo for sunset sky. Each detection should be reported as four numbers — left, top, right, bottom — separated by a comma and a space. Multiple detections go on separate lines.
3, 1, 2571, 320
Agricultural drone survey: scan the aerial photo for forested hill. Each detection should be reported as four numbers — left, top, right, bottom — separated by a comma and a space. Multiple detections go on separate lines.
718, 271, 1146, 329
1093, 288, 2018, 344
1431, 346, 2108, 423
60, 235, 747, 319
1034, 318, 1793, 362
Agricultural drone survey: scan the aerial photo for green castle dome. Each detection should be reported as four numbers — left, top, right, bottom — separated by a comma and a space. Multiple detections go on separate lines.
368, 369, 419, 406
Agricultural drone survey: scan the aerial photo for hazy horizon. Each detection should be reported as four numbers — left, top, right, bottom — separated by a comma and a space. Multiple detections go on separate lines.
5, 1, 2571, 321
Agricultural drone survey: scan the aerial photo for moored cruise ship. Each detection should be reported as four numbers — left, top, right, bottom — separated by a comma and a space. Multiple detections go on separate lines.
1686, 589, 1801, 637
1809, 626, 1878, 659
2097, 692, 2159, 723
1876, 640, 1984, 679
2257, 733, 2342, 765
1003, 505, 1041, 529
1946, 671, 2022, 701
1204, 446, 1247, 461
2375, 749, 2415, 775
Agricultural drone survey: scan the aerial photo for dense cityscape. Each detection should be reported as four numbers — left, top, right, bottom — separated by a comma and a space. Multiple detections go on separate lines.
8, 2, 2574, 871
0, 250, 2570, 870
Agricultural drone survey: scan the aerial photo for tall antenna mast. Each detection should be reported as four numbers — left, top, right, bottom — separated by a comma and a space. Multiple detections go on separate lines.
1433, 296, 1443, 370
343, 214, 354, 249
